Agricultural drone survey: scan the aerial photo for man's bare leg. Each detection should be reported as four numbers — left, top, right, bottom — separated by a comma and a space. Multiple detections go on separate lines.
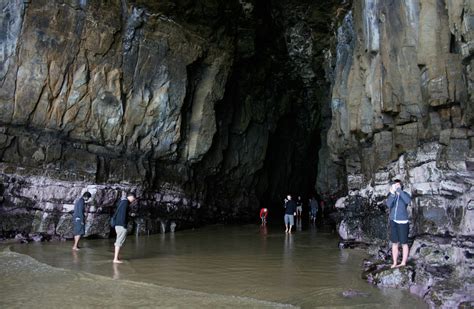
391, 243, 399, 268
285, 224, 289, 233
399, 244, 409, 267
72, 235, 80, 250
288, 225, 292, 233
113, 246, 123, 263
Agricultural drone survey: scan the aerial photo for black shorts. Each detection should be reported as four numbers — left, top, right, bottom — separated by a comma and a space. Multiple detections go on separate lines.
390, 220, 409, 244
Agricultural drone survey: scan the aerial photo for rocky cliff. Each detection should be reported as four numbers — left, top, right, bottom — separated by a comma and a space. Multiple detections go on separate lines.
0, 0, 234, 237
0, 0, 338, 238
320, 0, 473, 306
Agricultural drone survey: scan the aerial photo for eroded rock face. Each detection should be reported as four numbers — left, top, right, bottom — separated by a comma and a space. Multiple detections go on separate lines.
1, 0, 232, 173
320, 1, 474, 307
0, 0, 340, 238
0, 0, 235, 237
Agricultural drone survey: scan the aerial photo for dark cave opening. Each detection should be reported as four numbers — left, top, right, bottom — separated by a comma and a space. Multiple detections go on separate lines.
189, 0, 337, 223
258, 111, 321, 215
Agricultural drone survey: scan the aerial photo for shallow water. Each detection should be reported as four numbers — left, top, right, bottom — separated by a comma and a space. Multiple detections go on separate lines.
4, 223, 427, 308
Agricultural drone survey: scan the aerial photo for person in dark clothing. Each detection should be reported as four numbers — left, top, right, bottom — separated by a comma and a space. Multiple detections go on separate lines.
386, 179, 412, 268
309, 196, 318, 223
296, 196, 303, 217
112, 192, 137, 263
284, 195, 297, 233
72, 191, 91, 250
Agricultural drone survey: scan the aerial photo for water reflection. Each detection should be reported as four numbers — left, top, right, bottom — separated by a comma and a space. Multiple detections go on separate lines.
283, 233, 294, 255
282, 233, 295, 288
10, 225, 427, 308
72, 249, 79, 265
339, 248, 349, 264
296, 217, 303, 232
112, 262, 120, 280
308, 221, 318, 233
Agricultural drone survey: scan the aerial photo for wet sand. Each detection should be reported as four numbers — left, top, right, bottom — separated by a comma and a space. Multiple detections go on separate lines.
0, 249, 293, 308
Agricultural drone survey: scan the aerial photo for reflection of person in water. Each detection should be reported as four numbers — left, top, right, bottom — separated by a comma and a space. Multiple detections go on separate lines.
72, 249, 79, 265
309, 196, 318, 223
259, 208, 268, 224
113, 262, 121, 280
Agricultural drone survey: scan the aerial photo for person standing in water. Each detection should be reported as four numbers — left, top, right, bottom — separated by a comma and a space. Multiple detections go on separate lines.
296, 196, 303, 217
259, 208, 268, 224
386, 180, 412, 268
320, 198, 325, 218
72, 191, 91, 250
284, 195, 297, 233
112, 192, 137, 264
309, 196, 318, 223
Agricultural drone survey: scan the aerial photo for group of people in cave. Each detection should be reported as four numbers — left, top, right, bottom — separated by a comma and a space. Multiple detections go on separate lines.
71, 179, 411, 268
72, 191, 137, 264
259, 179, 412, 268
259, 194, 327, 229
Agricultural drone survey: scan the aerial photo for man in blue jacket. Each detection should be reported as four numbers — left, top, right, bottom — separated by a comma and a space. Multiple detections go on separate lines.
112, 192, 136, 264
72, 191, 91, 250
386, 180, 411, 268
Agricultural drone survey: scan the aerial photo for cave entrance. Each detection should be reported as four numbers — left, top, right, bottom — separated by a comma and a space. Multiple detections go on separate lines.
258, 110, 322, 219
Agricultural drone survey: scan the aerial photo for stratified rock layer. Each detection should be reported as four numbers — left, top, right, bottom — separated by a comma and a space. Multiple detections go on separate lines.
319, 1, 474, 307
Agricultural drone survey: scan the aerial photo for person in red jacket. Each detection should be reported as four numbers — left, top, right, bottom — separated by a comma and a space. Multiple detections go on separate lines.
260, 208, 268, 224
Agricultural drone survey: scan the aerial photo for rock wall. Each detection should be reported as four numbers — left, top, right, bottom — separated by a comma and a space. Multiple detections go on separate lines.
0, 0, 340, 238
1, 0, 234, 180
0, 0, 235, 238
320, 0, 474, 306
